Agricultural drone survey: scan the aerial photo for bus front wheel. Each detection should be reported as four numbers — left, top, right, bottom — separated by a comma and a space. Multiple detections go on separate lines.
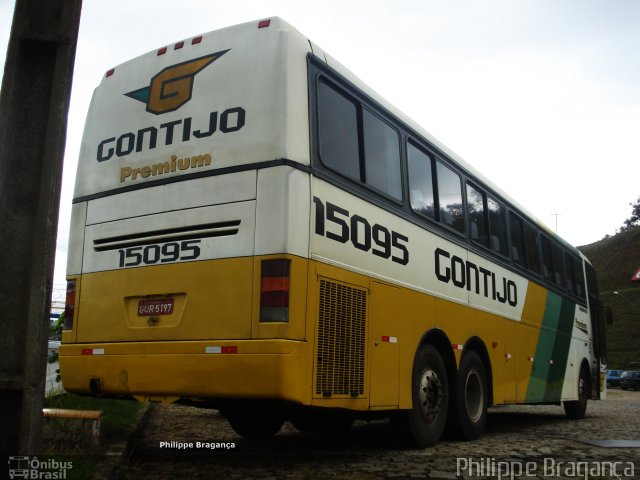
393, 344, 449, 448
563, 365, 589, 419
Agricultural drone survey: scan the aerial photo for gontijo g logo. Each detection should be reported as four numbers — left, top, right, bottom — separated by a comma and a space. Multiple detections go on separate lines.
97, 47, 245, 163
125, 50, 229, 115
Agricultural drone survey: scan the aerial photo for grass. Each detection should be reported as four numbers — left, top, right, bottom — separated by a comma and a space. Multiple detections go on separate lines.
42, 393, 147, 479
579, 227, 640, 292
600, 288, 640, 369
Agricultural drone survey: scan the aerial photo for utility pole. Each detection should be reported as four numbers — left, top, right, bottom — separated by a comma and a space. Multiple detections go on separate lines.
0, 0, 82, 455
550, 213, 561, 233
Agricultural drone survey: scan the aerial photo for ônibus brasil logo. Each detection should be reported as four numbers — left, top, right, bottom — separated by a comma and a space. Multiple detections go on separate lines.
125, 50, 229, 115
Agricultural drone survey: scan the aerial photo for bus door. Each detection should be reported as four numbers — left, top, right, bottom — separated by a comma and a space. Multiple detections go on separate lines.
585, 263, 605, 399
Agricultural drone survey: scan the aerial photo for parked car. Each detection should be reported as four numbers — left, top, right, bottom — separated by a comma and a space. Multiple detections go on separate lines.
606, 369, 624, 388
620, 371, 640, 390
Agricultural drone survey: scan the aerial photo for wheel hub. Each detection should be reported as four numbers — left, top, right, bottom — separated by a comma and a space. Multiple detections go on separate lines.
418, 368, 443, 424
464, 368, 484, 423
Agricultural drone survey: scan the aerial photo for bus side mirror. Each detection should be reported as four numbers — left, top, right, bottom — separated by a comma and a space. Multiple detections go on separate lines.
603, 305, 613, 325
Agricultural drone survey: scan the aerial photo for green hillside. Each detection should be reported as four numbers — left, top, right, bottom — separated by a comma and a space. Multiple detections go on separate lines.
579, 228, 640, 369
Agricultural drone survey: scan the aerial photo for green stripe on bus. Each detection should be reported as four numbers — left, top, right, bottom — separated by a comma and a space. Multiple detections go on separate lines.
525, 292, 575, 402
525, 293, 560, 402
543, 296, 575, 401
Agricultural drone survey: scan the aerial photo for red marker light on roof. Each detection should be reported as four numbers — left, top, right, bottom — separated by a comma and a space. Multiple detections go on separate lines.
258, 19, 271, 28
191, 36, 202, 45
105, 68, 115, 78
174, 41, 184, 50
157, 47, 167, 56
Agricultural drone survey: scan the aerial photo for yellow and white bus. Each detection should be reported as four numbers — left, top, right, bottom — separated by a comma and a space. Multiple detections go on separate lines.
60, 17, 609, 447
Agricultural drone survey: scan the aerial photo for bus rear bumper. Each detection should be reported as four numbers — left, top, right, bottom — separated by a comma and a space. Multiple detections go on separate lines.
58, 339, 308, 404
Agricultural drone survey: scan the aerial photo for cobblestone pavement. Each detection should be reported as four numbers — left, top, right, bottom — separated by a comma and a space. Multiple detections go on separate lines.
117, 390, 640, 479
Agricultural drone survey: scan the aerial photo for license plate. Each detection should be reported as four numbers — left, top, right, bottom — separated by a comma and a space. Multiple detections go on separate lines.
137, 298, 174, 316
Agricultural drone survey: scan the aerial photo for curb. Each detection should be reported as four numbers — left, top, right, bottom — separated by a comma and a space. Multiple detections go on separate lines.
91, 402, 155, 480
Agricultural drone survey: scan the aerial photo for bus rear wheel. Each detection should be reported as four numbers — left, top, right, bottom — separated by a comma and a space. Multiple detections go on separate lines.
446, 350, 488, 440
224, 406, 285, 439
393, 344, 448, 448
563, 365, 589, 419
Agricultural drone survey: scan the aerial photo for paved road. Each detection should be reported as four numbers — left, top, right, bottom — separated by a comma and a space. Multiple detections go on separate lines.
118, 390, 640, 479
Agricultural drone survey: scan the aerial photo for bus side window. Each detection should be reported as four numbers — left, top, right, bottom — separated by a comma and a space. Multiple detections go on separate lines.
524, 223, 542, 275
574, 257, 585, 299
551, 242, 565, 287
435, 161, 465, 234
487, 196, 508, 257
540, 235, 553, 281
564, 252, 577, 294
362, 109, 402, 200
407, 142, 435, 219
509, 212, 527, 268
317, 80, 360, 182
467, 183, 487, 246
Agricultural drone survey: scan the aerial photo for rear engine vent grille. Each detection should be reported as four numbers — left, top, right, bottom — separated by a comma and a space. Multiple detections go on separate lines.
93, 220, 240, 251
315, 279, 367, 397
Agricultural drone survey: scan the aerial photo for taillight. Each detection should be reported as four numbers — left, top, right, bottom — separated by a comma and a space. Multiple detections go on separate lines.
64, 280, 76, 330
260, 259, 290, 322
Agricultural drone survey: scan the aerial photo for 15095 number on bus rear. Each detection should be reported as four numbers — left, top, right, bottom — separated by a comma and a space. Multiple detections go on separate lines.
118, 240, 201, 268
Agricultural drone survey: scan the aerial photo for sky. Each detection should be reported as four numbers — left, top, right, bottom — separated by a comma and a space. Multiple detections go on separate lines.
1, 0, 639, 294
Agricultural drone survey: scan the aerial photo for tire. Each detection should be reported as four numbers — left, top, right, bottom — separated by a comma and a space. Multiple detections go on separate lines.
224, 407, 285, 439
563, 365, 589, 420
291, 410, 354, 434
445, 350, 488, 440
392, 344, 448, 448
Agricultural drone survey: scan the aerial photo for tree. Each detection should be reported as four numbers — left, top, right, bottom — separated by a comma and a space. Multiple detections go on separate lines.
621, 196, 640, 231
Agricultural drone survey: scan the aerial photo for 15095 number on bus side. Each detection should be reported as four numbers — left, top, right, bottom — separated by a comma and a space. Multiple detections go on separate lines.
313, 197, 409, 266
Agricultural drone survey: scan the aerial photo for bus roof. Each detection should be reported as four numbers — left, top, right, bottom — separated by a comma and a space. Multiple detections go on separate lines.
76, 16, 578, 253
